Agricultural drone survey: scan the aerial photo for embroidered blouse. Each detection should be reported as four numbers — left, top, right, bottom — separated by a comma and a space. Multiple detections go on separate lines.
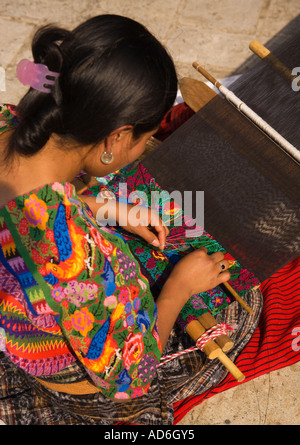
0, 104, 161, 400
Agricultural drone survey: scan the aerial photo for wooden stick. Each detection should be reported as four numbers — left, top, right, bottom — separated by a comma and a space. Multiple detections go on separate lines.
216, 350, 245, 382
192, 62, 221, 88
198, 312, 234, 352
249, 40, 296, 85
222, 281, 253, 315
185, 319, 221, 359
196, 319, 245, 382
186, 319, 245, 381
187, 245, 253, 315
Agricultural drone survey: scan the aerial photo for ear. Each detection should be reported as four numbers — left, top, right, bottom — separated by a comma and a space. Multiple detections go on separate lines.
105, 125, 134, 151
111, 125, 133, 140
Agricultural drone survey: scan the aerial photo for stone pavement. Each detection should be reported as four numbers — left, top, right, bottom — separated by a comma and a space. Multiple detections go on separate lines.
0, 0, 299, 426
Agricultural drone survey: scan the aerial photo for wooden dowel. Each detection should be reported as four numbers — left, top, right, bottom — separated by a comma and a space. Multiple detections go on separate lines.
198, 312, 234, 352
249, 40, 296, 84
185, 319, 221, 359
222, 281, 253, 315
198, 319, 245, 382
217, 350, 245, 382
186, 319, 245, 381
192, 61, 221, 88
191, 61, 300, 164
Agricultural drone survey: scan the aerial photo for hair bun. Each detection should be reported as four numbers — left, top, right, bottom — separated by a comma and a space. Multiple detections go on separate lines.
32, 25, 72, 73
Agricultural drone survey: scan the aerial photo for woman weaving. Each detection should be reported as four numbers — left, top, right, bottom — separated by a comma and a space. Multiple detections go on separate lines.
0, 14, 244, 423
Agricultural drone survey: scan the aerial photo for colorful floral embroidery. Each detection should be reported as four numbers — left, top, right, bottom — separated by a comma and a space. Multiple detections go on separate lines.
23, 194, 49, 230
71, 307, 95, 336
0, 104, 18, 133
0, 178, 162, 400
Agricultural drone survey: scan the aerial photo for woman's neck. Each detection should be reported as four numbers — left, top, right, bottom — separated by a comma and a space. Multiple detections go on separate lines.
0, 132, 85, 206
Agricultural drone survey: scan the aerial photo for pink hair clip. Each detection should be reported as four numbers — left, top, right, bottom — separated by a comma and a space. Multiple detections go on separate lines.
16, 58, 60, 93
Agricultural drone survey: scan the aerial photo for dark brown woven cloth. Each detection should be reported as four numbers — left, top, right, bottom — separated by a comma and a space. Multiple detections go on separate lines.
143, 30, 300, 283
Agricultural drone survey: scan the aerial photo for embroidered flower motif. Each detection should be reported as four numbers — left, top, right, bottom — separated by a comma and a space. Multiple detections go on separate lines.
123, 332, 144, 369
51, 182, 65, 195
152, 250, 165, 261
126, 314, 134, 326
133, 297, 140, 311
115, 392, 130, 399
51, 285, 65, 302
62, 281, 98, 307
135, 246, 145, 255
118, 287, 130, 304
146, 257, 156, 269
190, 295, 207, 310
19, 218, 29, 236
137, 353, 157, 384
103, 294, 117, 309
186, 314, 197, 324
211, 294, 225, 308
23, 194, 49, 230
232, 268, 260, 292
129, 284, 139, 300
70, 307, 95, 336
131, 387, 144, 398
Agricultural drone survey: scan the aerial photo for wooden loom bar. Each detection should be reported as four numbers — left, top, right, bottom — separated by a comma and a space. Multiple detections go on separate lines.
196, 318, 245, 382
182, 240, 253, 315
222, 282, 253, 315
198, 312, 234, 352
192, 61, 300, 164
185, 319, 221, 359
186, 319, 245, 382
249, 40, 297, 84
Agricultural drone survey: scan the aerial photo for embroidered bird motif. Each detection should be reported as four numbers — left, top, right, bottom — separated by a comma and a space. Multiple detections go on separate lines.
45, 196, 87, 281
82, 303, 124, 374
85, 317, 110, 360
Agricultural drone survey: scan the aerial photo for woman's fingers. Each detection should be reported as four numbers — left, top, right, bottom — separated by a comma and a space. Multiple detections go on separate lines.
153, 222, 169, 249
133, 224, 165, 249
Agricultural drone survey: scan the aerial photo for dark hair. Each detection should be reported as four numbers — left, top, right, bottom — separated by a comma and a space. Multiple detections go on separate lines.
8, 14, 178, 158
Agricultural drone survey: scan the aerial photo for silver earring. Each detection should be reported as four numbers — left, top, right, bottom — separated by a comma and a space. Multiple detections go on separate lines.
101, 150, 114, 165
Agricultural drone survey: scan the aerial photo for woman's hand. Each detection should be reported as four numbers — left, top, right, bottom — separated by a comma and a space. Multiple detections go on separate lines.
117, 202, 169, 249
168, 247, 231, 298
79, 194, 169, 249
156, 248, 231, 350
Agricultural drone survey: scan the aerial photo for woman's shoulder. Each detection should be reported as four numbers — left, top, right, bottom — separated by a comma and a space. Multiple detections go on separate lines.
0, 181, 76, 212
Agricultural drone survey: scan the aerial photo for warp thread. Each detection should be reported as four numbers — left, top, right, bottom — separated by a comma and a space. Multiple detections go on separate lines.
157, 322, 234, 367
